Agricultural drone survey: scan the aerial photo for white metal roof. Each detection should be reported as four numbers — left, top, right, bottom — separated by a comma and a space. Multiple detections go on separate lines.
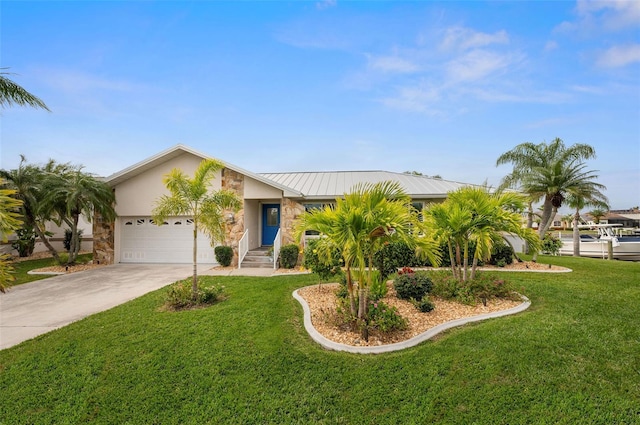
259, 171, 472, 200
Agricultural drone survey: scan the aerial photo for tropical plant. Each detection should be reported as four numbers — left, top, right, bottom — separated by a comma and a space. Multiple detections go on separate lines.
11, 226, 36, 257
0, 178, 23, 292
0, 69, 49, 111
295, 180, 440, 341
214, 245, 233, 267
589, 208, 608, 224
423, 186, 540, 282
45, 165, 116, 265
496, 138, 602, 260
152, 159, 241, 301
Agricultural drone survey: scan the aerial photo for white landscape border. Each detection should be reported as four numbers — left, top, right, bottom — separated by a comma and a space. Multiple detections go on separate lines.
293, 287, 532, 354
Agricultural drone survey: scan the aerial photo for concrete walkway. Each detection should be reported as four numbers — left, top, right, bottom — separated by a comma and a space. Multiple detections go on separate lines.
0, 264, 193, 350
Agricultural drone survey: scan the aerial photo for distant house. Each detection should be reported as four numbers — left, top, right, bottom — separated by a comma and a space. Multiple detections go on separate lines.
598, 209, 640, 228
94, 144, 475, 267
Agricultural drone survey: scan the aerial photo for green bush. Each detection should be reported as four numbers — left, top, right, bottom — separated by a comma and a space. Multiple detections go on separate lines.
11, 227, 36, 257
56, 252, 70, 266
413, 297, 435, 313
368, 270, 388, 301
368, 300, 408, 333
279, 244, 299, 269
214, 245, 233, 267
541, 233, 563, 255
393, 270, 433, 301
302, 239, 342, 281
430, 270, 519, 305
165, 279, 225, 310
489, 242, 514, 266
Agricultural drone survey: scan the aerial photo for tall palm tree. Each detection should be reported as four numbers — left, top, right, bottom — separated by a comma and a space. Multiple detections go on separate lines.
152, 159, 241, 300
496, 138, 600, 260
0, 69, 50, 111
45, 166, 117, 265
424, 186, 541, 282
0, 179, 23, 292
566, 185, 608, 257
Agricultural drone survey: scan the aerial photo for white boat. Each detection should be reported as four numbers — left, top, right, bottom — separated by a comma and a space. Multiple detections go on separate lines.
558, 224, 640, 260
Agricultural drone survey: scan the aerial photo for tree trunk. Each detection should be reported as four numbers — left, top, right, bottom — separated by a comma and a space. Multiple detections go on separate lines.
572, 209, 581, 257
534, 197, 555, 261
471, 255, 478, 281
346, 266, 357, 317
462, 241, 469, 282
448, 241, 458, 280
68, 214, 80, 265
33, 221, 61, 263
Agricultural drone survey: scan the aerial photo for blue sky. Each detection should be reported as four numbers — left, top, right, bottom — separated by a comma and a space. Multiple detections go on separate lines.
1, 1, 639, 210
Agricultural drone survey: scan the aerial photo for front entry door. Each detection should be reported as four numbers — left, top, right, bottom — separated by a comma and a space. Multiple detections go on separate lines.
262, 204, 280, 246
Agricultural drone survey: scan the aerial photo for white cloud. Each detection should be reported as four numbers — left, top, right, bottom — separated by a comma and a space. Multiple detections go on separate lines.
440, 27, 509, 51
316, 0, 336, 11
379, 82, 443, 115
596, 44, 640, 68
445, 49, 514, 82
544, 40, 559, 52
366, 54, 419, 74
575, 0, 640, 31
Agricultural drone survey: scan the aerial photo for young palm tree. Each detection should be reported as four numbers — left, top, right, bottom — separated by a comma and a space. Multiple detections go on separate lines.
588, 208, 608, 224
296, 181, 440, 328
152, 159, 241, 300
423, 186, 541, 282
0, 69, 50, 111
45, 166, 117, 265
0, 179, 23, 292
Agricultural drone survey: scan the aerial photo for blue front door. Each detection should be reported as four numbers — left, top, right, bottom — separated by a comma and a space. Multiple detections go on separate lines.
262, 204, 280, 246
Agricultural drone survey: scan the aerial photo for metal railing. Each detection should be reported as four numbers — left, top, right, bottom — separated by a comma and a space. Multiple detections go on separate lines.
272, 229, 282, 270
238, 229, 249, 269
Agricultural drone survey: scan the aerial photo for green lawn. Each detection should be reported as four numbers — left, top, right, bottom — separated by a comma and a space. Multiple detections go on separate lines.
1, 256, 639, 424
7, 253, 93, 287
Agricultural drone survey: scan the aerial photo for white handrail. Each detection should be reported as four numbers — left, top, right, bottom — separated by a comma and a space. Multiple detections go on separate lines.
273, 229, 282, 270
238, 229, 249, 269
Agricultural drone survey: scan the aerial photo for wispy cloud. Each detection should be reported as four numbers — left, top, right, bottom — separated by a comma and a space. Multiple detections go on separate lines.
316, 0, 336, 11
575, 0, 640, 32
38, 68, 140, 94
366, 53, 419, 74
596, 44, 640, 68
445, 49, 516, 83
440, 27, 509, 51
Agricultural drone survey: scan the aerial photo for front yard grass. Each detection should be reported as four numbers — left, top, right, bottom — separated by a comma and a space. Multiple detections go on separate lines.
7, 253, 93, 287
1, 256, 638, 424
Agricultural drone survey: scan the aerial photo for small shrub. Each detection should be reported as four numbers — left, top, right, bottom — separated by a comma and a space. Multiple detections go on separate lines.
11, 227, 36, 257
279, 244, 299, 269
368, 300, 408, 333
541, 233, 563, 255
214, 245, 233, 267
393, 270, 433, 301
412, 297, 435, 313
56, 252, 70, 266
63, 229, 83, 252
165, 279, 225, 310
368, 270, 388, 301
430, 270, 459, 299
489, 242, 514, 266
302, 239, 342, 281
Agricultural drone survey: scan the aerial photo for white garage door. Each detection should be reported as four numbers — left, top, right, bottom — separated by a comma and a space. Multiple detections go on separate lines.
120, 217, 217, 264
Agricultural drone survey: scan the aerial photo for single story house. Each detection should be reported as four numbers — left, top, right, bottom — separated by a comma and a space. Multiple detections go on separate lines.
94, 144, 474, 267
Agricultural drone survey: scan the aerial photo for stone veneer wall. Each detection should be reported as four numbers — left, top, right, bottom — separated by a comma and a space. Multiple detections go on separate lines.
221, 168, 245, 266
93, 212, 115, 265
280, 198, 305, 246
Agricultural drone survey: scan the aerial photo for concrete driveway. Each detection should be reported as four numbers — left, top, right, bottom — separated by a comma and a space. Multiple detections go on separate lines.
0, 264, 192, 350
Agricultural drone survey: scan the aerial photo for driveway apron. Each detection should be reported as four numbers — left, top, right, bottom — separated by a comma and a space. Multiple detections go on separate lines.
0, 264, 192, 350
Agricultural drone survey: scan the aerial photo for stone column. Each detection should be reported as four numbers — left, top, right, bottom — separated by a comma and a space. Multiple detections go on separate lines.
221, 168, 245, 267
93, 212, 114, 265
280, 198, 305, 246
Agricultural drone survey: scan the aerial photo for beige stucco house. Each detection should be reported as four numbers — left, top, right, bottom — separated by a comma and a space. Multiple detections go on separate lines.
93, 144, 472, 267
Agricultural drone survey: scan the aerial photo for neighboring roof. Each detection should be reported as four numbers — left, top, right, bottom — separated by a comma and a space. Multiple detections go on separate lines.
104, 144, 303, 197
259, 171, 472, 200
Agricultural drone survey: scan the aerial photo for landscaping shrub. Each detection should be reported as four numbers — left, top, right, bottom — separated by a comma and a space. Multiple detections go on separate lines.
165, 278, 225, 310
279, 244, 299, 269
11, 227, 36, 257
393, 269, 433, 301
214, 245, 233, 267
413, 297, 435, 313
430, 270, 519, 305
541, 233, 563, 255
368, 300, 408, 333
302, 239, 342, 281
56, 252, 70, 266
489, 242, 514, 266
368, 269, 388, 301
63, 229, 83, 252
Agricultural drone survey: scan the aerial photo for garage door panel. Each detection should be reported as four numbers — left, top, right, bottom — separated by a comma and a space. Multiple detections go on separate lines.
120, 216, 218, 264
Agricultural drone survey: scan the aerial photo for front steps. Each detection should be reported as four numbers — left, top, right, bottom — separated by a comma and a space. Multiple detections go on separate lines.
240, 246, 274, 269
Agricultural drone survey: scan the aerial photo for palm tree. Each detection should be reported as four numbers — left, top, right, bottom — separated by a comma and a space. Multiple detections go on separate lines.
152, 159, 241, 300
295, 181, 440, 333
589, 208, 608, 224
45, 165, 117, 265
0, 178, 23, 292
496, 138, 600, 260
423, 186, 541, 282
0, 69, 50, 111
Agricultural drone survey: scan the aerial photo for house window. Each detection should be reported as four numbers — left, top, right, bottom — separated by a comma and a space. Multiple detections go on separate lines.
136, 219, 145, 225
267, 208, 278, 226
